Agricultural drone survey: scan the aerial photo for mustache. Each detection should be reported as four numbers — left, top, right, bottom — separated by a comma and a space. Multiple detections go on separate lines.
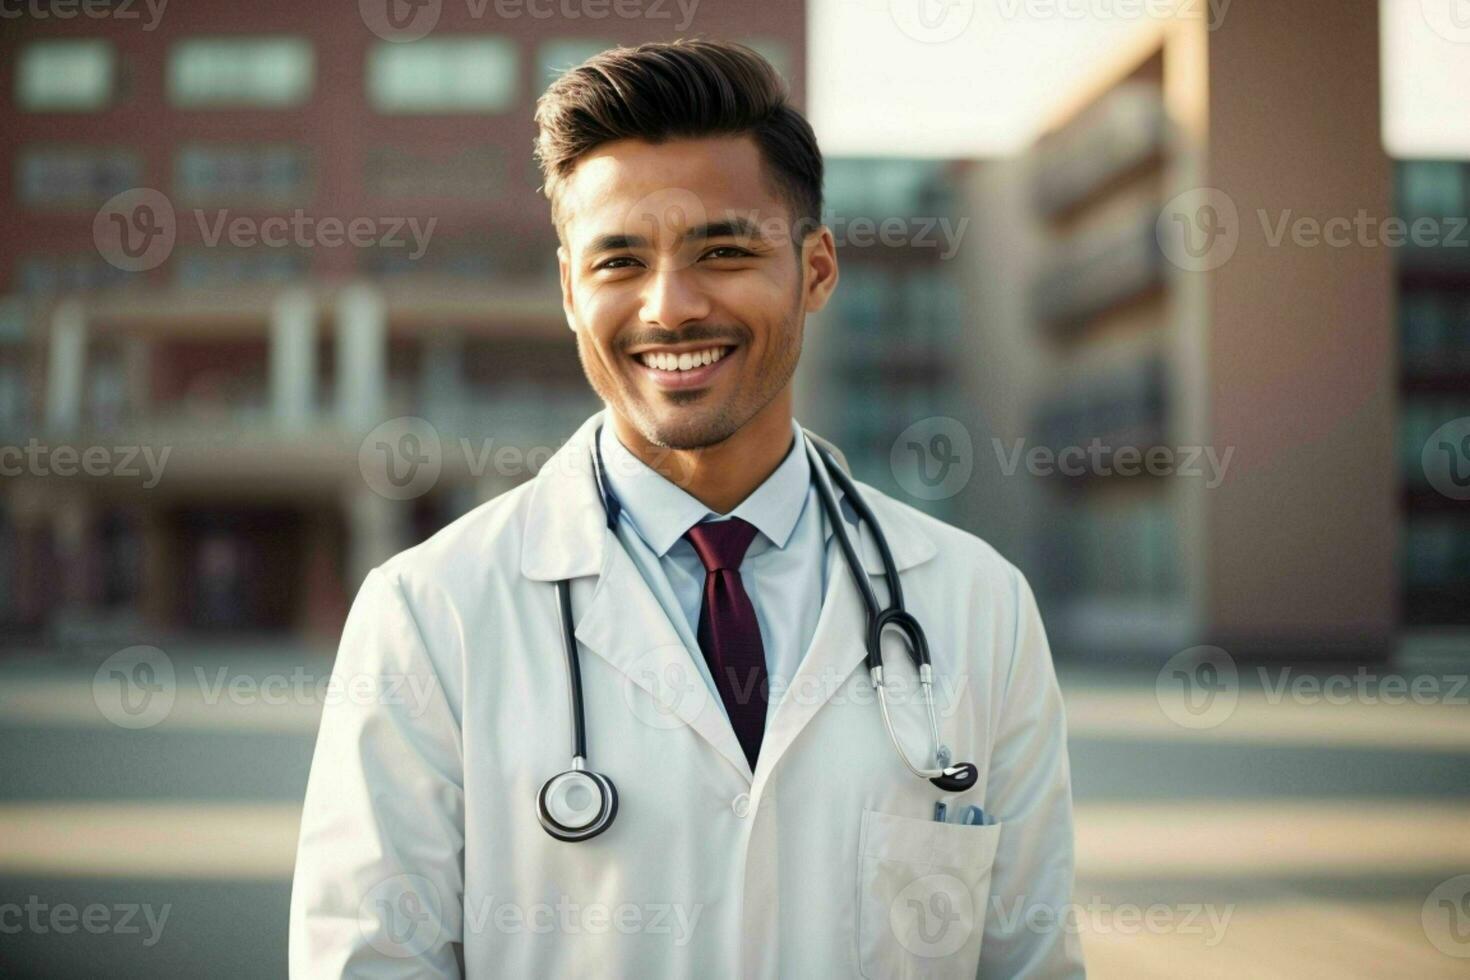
617, 324, 750, 351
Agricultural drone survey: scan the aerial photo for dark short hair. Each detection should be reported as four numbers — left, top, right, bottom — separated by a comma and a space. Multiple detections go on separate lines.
533, 39, 823, 243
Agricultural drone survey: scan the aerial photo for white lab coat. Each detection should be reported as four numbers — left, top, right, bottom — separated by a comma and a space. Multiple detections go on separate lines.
289, 410, 1084, 979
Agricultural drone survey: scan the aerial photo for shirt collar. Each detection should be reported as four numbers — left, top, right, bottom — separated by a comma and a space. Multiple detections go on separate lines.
597, 417, 813, 558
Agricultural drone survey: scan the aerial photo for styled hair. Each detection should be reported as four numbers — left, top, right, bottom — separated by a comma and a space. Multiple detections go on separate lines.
533, 39, 823, 241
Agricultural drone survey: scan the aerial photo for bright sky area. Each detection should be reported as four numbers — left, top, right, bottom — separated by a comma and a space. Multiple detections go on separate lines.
807, 0, 1470, 159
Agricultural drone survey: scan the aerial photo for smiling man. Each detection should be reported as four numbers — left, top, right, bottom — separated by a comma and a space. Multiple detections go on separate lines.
290, 40, 1083, 978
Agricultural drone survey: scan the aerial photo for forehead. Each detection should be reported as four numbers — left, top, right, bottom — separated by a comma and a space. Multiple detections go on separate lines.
559, 135, 786, 248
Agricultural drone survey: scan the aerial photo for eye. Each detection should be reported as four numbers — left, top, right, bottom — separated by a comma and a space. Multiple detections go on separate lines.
702, 246, 753, 260
593, 256, 642, 272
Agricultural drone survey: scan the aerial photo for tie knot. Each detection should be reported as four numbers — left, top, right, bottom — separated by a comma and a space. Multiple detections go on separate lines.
684, 517, 759, 572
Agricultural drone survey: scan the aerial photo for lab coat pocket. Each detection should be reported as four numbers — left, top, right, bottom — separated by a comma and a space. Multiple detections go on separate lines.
856, 807, 1003, 980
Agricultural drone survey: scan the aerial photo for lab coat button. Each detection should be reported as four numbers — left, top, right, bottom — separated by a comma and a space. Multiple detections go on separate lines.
732, 793, 751, 818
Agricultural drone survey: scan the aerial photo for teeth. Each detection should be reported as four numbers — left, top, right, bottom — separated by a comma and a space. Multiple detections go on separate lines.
639, 347, 728, 372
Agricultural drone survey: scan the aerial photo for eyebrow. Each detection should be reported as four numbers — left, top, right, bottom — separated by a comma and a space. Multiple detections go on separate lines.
585, 217, 767, 256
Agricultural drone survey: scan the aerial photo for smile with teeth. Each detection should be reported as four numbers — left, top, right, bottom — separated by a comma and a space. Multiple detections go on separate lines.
637, 346, 731, 372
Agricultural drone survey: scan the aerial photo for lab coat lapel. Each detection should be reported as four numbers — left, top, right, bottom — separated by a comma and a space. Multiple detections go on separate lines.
754, 433, 938, 788
522, 409, 754, 781
754, 528, 867, 783
573, 537, 755, 782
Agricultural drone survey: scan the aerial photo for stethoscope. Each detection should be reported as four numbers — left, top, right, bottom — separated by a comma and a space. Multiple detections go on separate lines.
536, 428, 979, 842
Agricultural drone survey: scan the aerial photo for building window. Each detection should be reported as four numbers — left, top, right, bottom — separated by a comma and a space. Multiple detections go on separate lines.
173, 247, 309, 288
17, 147, 142, 208
175, 144, 311, 204
0, 362, 26, 433
535, 39, 612, 83
16, 254, 131, 295
168, 38, 314, 108
1400, 161, 1467, 221
367, 37, 517, 113
15, 39, 115, 111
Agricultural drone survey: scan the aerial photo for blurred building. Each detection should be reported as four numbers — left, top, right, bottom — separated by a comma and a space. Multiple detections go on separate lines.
1396, 158, 1470, 629
954, 8, 1466, 662
0, 6, 804, 647
807, 10, 1431, 663
797, 157, 971, 529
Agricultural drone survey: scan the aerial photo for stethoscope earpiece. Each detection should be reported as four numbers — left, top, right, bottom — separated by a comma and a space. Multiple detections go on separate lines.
537, 765, 618, 842
929, 762, 978, 793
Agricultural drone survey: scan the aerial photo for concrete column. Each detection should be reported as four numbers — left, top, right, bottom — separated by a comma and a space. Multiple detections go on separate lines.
45, 299, 86, 433
270, 287, 317, 431
121, 336, 151, 429
336, 283, 387, 431
419, 331, 465, 429
346, 487, 406, 591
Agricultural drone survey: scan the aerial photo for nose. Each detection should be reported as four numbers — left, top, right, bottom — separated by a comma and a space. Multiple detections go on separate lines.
638, 265, 712, 331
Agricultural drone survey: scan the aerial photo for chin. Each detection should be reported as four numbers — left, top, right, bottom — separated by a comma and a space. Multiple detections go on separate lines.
635, 402, 743, 451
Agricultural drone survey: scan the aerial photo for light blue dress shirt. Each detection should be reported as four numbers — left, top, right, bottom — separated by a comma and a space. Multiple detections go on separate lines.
597, 418, 836, 723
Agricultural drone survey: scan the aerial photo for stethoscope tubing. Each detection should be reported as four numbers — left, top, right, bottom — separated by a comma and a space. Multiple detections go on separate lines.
541, 428, 978, 841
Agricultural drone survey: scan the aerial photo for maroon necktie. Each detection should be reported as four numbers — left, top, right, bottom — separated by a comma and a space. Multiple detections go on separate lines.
685, 518, 768, 771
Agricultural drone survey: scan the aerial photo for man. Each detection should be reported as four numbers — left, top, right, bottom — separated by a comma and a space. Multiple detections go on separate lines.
290, 39, 1083, 978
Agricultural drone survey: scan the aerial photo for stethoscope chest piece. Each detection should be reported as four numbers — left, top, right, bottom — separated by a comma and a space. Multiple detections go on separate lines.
930, 762, 979, 793
537, 763, 618, 842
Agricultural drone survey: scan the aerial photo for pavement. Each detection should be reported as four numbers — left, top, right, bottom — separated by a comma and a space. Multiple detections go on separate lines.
1, 650, 1467, 978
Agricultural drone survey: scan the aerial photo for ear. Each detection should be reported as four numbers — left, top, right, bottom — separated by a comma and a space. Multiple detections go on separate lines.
800, 226, 839, 315
558, 245, 576, 333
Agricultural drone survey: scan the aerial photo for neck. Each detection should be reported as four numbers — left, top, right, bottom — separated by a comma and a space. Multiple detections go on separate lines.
610, 389, 795, 515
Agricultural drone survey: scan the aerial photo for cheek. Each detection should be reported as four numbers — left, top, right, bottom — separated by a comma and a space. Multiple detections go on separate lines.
720, 276, 793, 347
575, 283, 631, 351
